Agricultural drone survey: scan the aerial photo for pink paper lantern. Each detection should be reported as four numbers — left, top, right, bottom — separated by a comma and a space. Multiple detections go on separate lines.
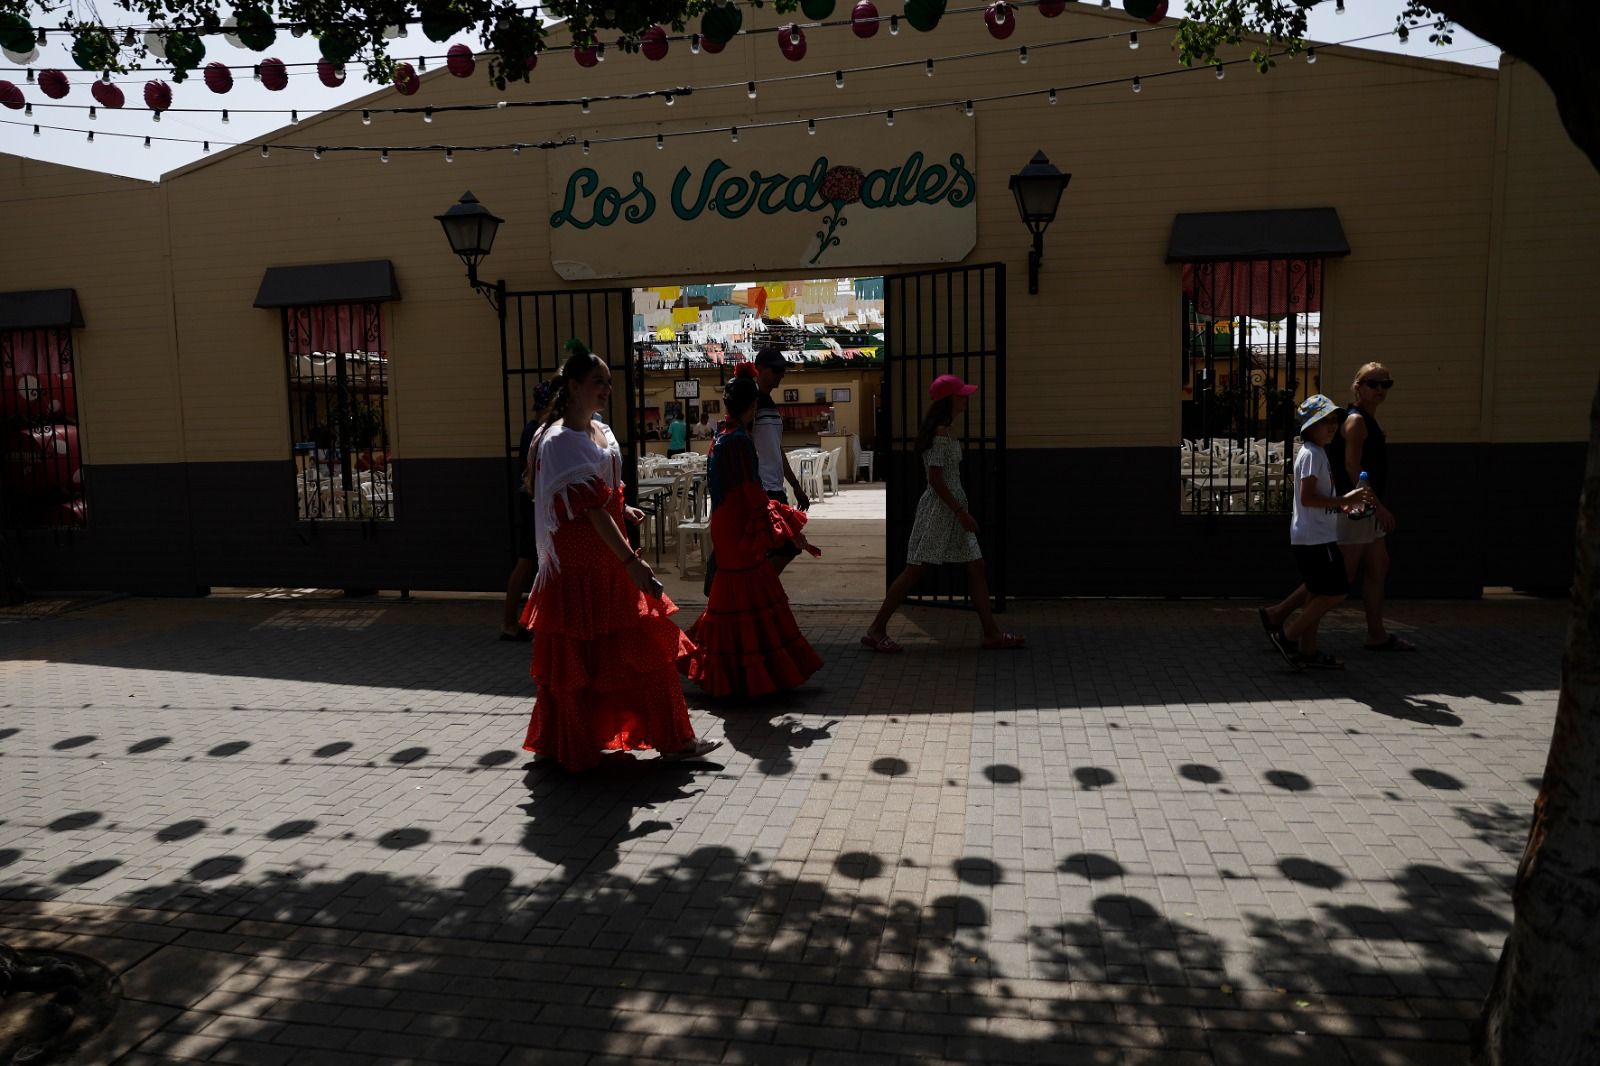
259, 57, 288, 90
0, 80, 23, 110
984, 2, 1016, 40
700, 35, 725, 54
779, 24, 806, 61
38, 69, 68, 99
641, 25, 668, 61
1146, 0, 1169, 22
392, 61, 419, 95
203, 62, 233, 94
91, 79, 125, 109
573, 45, 598, 68
447, 43, 475, 77
1038, 0, 1066, 15
850, 0, 880, 39
143, 79, 172, 113
318, 58, 347, 87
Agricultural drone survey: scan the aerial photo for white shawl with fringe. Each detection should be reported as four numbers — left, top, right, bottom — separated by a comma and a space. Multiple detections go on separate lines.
531, 420, 620, 588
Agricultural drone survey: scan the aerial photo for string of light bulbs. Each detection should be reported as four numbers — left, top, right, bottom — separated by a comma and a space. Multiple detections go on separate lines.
2, 24, 1420, 159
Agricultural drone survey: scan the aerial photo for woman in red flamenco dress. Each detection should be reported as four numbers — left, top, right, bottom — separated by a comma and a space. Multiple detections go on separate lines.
681, 364, 823, 698
521, 340, 721, 770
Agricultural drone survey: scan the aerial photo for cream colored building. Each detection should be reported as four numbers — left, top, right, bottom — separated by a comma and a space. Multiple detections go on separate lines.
1, 7, 1593, 596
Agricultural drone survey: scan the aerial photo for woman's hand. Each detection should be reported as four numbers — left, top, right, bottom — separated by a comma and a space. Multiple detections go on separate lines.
1376, 504, 1397, 532
625, 555, 658, 593
1341, 487, 1374, 512
624, 505, 645, 526
957, 510, 980, 534
793, 532, 822, 558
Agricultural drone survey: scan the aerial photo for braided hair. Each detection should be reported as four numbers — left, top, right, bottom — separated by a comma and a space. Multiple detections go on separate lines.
538, 338, 607, 434
723, 362, 761, 420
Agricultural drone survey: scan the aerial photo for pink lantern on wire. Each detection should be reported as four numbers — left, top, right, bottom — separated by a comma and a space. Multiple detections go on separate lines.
984, 2, 1016, 40
446, 43, 475, 77
203, 61, 233, 94
640, 25, 668, 61
850, 0, 879, 39
779, 24, 806, 61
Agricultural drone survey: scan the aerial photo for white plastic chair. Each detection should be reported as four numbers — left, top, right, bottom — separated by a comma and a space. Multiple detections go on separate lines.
822, 447, 842, 496
852, 434, 874, 482
673, 470, 710, 575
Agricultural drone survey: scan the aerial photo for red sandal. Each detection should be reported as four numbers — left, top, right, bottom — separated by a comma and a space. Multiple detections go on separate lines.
860, 634, 904, 653
982, 633, 1026, 650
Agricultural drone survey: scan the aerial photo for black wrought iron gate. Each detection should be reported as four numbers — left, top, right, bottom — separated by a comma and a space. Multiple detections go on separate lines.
499, 286, 638, 559
883, 263, 1007, 609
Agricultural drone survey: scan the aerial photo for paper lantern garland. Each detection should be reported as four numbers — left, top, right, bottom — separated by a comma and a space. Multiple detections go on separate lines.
701, 6, 742, 46
640, 25, 668, 61
1123, 0, 1159, 18
447, 43, 475, 76
0, 13, 34, 54
393, 61, 420, 94
779, 24, 807, 61
1146, 0, 1170, 22
905, 0, 947, 33
235, 8, 276, 51
801, 0, 837, 19
573, 45, 598, 68
143, 78, 172, 113
203, 61, 233, 93
259, 57, 288, 90
90, 78, 125, 108
38, 68, 69, 98
984, 2, 1015, 40
318, 57, 347, 86
1038, 0, 1066, 15
0, 80, 24, 110
850, 1, 880, 39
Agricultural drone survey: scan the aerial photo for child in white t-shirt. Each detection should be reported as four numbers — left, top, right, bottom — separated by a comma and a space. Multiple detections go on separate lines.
1269, 394, 1373, 670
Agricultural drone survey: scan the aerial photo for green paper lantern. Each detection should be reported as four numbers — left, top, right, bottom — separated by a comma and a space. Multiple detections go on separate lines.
71, 28, 119, 72
701, 5, 743, 44
421, 2, 470, 42
319, 26, 359, 64
1123, 0, 1159, 17
164, 31, 206, 72
0, 13, 35, 54
801, 0, 836, 20
904, 0, 946, 33
235, 8, 276, 51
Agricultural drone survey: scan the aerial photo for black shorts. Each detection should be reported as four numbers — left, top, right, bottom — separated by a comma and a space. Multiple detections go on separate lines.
516, 495, 538, 562
1293, 542, 1346, 597
766, 490, 802, 560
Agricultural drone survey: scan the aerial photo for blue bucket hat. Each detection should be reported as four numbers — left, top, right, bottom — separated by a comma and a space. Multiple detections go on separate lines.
1297, 394, 1341, 434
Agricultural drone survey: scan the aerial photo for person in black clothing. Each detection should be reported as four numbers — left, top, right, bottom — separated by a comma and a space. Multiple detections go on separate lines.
1259, 361, 1415, 652
501, 380, 557, 641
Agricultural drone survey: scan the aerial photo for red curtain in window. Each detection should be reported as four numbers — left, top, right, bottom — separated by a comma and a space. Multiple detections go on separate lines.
1182, 259, 1322, 319
286, 303, 386, 356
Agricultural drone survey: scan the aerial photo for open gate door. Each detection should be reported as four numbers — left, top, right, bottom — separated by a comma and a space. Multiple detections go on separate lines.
500, 287, 638, 558
883, 264, 1008, 609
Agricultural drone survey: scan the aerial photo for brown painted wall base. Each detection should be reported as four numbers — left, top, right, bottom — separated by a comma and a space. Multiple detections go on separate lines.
13, 443, 1583, 598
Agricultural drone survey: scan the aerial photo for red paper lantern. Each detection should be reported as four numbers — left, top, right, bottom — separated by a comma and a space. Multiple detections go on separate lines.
700, 35, 725, 54
779, 24, 806, 61
38, 68, 68, 99
203, 62, 233, 94
392, 61, 419, 95
0, 80, 22, 110
1146, 0, 1169, 22
143, 79, 172, 113
526, 53, 539, 72
91, 79, 125, 109
641, 25, 668, 61
850, 0, 880, 39
1038, 0, 1066, 15
573, 45, 598, 68
447, 43, 475, 77
259, 57, 288, 91
984, 2, 1016, 40
318, 58, 347, 86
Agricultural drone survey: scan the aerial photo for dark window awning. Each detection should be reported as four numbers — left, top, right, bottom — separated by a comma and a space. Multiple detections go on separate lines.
1166, 208, 1350, 263
254, 260, 400, 308
0, 289, 84, 330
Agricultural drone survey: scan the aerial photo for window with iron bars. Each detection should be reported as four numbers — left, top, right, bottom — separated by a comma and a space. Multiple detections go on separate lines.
1, 328, 85, 529
1180, 257, 1324, 515
282, 302, 394, 522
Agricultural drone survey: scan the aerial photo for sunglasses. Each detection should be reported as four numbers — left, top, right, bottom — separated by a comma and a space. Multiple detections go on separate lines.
1361, 379, 1395, 390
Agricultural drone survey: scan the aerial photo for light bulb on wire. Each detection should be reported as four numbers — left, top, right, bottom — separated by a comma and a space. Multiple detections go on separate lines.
1132, 76, 1142, 93
1129, 33, 1138, 50
836, 70, 845, 88
885, 109, 894, 127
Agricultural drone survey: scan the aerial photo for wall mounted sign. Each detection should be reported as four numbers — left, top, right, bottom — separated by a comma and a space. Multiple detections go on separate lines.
831, 388, 852, 403
548, 110, 977, 280
674, 378, 701, 399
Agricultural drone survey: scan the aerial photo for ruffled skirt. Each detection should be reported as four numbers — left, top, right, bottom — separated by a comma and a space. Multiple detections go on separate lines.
681, 561, 822, 698
521, 559, 696, 772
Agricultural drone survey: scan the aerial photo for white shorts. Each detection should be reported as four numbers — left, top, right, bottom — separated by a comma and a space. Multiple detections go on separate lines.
1337, 513, 1387, 546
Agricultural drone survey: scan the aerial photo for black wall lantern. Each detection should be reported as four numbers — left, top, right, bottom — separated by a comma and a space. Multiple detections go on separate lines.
435, 190, 504, 291
1008, 151, 1071, 295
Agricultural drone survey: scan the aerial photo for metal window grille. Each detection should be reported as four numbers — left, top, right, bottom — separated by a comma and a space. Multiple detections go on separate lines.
0, 327, 85, 529
1180, 258, 1323, 515
282, 302, 394, 522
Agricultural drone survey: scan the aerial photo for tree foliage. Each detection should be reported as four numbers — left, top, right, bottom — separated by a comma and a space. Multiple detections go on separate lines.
1176, 0, 1452, 72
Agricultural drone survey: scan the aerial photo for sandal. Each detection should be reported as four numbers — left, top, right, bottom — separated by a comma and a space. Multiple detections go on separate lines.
1364, 634, 1417, 652
1257, 607, 1276, 639
860, 635, 904, 653
1268, 627, 1302, 671
662, 737, 723, 760
1296, 650, 1345, 670
982, 633, 1026, 650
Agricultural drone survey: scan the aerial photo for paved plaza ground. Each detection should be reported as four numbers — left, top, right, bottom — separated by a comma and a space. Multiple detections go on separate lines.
0, 587, 1563, 1064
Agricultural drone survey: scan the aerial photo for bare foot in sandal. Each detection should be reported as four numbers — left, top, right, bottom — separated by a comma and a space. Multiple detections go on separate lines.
861, 633, 904, 653
982, 632, 1026, 650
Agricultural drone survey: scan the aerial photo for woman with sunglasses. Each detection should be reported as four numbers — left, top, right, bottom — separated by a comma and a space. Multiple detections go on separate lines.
1260, 362, 1415, 652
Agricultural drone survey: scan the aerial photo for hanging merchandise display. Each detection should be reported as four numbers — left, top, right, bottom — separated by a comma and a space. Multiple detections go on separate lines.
259, 57, 289, 90
91, 78, 124, 108
641, 25, 669, 61
317, 58, 347, 86
447, 43, 476, 76
37, 68, 68, 98
203, 61, 233, 93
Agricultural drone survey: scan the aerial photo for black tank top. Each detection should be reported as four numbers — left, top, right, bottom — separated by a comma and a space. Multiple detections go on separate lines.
1329, 405, 1387, 497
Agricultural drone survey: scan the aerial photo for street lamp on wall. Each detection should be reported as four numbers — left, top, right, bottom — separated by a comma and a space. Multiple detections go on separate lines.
434, 190, 504, 291
1008, 151, 1071, 296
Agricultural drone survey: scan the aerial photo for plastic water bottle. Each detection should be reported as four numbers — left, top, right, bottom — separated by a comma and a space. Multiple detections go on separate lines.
1352, 471, 1374, 520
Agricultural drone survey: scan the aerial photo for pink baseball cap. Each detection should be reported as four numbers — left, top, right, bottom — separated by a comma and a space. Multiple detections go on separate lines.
929, 374, 979, 402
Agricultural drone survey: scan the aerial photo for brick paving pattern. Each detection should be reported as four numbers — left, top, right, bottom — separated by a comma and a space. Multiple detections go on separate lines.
0, 593, 1560, 1064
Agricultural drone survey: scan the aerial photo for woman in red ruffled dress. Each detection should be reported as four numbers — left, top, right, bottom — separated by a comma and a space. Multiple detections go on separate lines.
521, 340, 721, 770
681, 365, 823, 698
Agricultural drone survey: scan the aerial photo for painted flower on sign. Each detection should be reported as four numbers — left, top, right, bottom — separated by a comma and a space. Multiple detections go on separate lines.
812, 165, 865, 265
